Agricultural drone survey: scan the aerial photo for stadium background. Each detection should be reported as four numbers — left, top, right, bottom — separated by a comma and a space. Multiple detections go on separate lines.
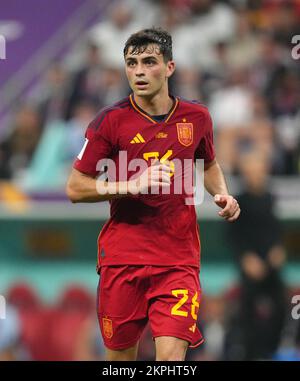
0, 0, 299, 361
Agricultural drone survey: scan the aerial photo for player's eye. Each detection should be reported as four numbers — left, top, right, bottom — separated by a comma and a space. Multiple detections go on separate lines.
127, 61, 136, 67
145, 59, 156, 66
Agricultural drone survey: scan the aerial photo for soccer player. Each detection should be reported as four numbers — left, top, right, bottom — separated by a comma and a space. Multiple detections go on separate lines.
66, 28, 240, 361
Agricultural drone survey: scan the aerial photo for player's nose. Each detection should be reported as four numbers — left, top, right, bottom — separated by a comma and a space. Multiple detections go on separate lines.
135, 63, 145, 77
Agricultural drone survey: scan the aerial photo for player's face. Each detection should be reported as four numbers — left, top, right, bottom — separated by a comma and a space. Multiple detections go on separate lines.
124, 44, 175, 98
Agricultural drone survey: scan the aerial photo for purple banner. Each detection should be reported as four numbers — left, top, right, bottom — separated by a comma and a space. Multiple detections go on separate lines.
0, 0, 86, 88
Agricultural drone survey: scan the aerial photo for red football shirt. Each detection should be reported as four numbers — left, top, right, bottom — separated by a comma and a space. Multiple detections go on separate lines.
73, 95, 215, 270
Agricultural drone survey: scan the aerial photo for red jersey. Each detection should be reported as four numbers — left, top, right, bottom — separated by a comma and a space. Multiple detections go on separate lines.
73, 95, 215, 270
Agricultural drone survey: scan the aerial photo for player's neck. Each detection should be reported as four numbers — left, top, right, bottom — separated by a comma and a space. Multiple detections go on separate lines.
133, 90, 173, 116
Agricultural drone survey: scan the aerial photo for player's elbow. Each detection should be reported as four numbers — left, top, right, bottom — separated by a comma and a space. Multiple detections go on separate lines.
65, 180, 80, 203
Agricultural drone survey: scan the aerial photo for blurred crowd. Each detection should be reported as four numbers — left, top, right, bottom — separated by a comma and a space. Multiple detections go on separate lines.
0, 283, 105, 361
1, 279, 299, 361
0, 0, 300, 186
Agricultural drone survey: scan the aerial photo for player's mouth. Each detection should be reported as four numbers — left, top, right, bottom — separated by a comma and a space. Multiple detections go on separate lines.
135, 80, 149, 89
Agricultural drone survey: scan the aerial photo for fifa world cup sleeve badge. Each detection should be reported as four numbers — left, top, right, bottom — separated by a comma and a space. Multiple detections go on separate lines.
103, 317, 113, 339
177, 123, 193, 147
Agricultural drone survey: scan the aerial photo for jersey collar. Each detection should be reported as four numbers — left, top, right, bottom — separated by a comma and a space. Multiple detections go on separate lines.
129, 93, 179, 124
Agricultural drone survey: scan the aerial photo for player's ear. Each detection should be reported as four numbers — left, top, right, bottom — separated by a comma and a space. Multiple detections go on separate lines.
166, 60, 175, 78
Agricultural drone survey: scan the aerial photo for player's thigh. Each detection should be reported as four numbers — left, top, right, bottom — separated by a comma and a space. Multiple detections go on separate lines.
155, 336, 188, 361
106, 342, 139, 361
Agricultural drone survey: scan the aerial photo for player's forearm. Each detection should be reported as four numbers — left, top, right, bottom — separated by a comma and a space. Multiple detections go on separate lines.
67, 162, 171, 203
204, 159, 229, 196
66, 175, 130, 203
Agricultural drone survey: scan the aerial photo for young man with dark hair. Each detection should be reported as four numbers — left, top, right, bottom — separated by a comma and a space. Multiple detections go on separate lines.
66, 28, 240, 361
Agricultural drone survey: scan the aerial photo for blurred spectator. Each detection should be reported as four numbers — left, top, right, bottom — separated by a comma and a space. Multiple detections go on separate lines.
191, 0, 237, 70
0, 104, 42, 181
249, 33, 286, 94
210, 69, 273, 174
34, 63, 70, 126
7, 283, 41, 311
127, 0, 162, 27
158, 2, 201, 99
268, 1, 300, 46
88, 1, 141, 70
225, 150, 287, 360
48, 285, 96, 361
268, 68, 300, 119
65, 43, 105, 119
100, 67, 129, 107
226, 9, 261, 70
6, 282, 48, 360
274, 108, 300, 175
66, 101, 98, 160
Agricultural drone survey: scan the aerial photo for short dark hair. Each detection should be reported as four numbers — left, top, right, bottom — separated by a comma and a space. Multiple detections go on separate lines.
123, 28, 173, 62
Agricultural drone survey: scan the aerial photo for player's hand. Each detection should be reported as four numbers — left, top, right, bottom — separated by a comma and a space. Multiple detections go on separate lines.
129, 160, 172, 194
214, 194, 240, 222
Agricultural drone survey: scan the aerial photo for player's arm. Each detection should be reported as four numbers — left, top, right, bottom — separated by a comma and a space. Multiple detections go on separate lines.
66, 163, 171, 203
66, 168, 129, 203
204, 158, 241, 222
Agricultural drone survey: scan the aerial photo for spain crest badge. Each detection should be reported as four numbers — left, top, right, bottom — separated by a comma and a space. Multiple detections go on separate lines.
177, 123, 193, 147
103, 317, 113, 339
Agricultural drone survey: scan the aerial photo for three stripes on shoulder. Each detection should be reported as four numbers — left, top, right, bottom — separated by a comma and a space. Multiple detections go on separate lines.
130, 133, 145, 144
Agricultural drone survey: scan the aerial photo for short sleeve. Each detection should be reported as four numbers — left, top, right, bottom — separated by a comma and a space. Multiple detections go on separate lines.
73, 113, 113, 177
195, 109, 215, 163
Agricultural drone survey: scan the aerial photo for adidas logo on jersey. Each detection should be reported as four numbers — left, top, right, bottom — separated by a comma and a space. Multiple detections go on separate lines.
130, 133, 145, 144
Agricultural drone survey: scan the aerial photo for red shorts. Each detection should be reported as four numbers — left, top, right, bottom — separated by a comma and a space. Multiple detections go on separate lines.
97, 265, 204, 350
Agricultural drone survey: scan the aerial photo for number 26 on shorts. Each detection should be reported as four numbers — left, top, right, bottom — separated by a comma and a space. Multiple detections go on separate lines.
171, 289, 199, 320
